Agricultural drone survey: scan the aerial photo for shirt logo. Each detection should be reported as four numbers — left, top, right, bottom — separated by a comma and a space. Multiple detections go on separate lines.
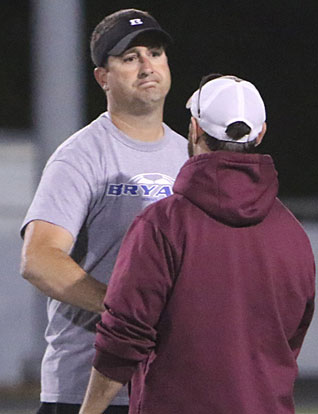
107, 173, 175, 199
129, 18, 144, 26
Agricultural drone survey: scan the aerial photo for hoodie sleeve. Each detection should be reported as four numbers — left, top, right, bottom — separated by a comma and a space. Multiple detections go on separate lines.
288, 260, 316, 359
93, 215, 176, 383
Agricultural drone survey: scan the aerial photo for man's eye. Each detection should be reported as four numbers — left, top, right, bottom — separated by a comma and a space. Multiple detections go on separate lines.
123, 55, 137, 62
151, 50, 162, 57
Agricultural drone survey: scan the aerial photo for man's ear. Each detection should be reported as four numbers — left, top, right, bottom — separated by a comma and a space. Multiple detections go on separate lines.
94, 67, 109, 91
255, 122, 267, 146
190, 117, 204, 144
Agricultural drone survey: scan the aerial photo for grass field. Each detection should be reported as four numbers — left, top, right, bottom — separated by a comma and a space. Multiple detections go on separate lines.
0, 379, 317, 413
297, 411, 318, 414
2, 406, 318, 413
1, 401, 318, 414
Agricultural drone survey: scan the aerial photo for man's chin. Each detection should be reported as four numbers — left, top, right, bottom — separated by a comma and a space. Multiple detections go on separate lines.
136, 92, 166, 106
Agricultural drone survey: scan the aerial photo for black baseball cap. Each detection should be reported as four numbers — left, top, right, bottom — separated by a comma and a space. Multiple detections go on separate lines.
91, 10, 172, 67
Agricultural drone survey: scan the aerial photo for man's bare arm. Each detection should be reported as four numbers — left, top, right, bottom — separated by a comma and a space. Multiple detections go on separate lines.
21, 220, 106, 313
79, 367, 123, 414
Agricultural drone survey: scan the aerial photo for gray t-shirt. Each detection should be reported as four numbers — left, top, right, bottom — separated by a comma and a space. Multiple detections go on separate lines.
21, 112, 188, 405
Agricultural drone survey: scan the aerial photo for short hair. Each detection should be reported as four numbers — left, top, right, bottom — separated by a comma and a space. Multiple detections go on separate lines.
90, 9, 153, 67
203, 126, 257, 153
198, 73, 258, 153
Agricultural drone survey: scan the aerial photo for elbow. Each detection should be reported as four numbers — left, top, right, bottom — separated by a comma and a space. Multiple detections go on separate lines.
20, 263, 32, 282
20, 249, 38, 283
20, 262, 32, 282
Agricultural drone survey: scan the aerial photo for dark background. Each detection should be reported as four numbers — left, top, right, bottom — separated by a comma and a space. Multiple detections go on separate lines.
1, 0, 318, 196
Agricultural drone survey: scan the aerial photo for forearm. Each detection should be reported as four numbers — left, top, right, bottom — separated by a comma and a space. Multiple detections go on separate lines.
80, 367, 123, 414
21, 246, 106, 313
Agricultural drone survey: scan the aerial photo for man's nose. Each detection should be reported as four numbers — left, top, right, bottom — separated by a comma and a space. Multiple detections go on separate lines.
138, 56, 154, 77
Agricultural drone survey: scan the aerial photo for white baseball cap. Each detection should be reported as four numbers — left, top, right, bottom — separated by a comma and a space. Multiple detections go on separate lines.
186, 76, 266, 143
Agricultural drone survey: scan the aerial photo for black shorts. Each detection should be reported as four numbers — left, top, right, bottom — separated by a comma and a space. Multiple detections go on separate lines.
36, 402, 129, 414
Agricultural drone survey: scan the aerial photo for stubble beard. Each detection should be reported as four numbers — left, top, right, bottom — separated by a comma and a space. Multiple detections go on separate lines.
131, 87, 167, 115
187, 134, 194, 157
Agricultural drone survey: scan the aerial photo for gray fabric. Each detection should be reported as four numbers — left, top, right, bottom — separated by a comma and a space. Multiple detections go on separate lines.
21, 112, 188, 405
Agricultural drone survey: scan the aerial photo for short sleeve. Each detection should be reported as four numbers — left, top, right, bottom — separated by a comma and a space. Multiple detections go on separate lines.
21, 159, 94, 239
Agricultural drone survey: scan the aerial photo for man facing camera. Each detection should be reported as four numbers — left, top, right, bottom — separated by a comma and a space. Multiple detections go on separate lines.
20, 9, 187, 414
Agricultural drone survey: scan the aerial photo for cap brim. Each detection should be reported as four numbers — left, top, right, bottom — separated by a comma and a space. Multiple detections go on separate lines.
108, 28, 172, 56
186, 92, 195, 109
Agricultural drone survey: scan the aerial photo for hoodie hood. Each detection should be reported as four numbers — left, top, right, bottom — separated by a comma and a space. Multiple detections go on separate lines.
173, 151, 278, 227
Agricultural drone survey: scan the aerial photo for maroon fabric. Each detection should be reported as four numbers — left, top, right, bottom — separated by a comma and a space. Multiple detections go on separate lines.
94, 152, 315, 414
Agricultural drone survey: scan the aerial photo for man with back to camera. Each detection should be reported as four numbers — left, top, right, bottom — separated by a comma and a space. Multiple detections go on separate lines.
79, 74, 315, 414
20, 8, 188, 414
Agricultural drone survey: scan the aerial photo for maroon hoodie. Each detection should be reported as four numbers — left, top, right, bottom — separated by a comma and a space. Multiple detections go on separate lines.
94, 151, 315, 414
